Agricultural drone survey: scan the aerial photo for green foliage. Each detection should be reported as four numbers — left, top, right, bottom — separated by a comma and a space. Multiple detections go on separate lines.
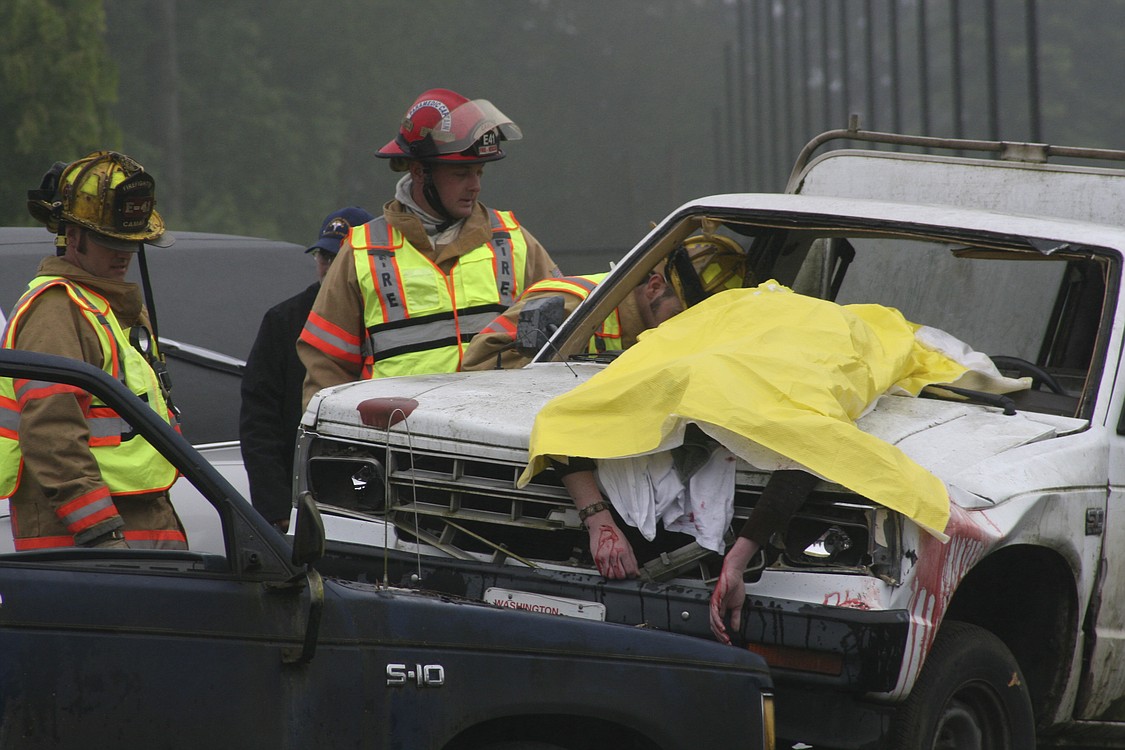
2, 1, 1124, 257
0, 0, 120, 226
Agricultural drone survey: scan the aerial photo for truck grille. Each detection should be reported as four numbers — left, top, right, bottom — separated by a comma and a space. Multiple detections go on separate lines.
303, 436, 900, 583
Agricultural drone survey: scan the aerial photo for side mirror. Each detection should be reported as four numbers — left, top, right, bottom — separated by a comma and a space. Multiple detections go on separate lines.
291, 491, 325, 567
515, 295, 566, 354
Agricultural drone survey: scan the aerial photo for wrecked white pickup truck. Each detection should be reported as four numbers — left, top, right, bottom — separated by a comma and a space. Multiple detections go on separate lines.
297, 129, 1125, 750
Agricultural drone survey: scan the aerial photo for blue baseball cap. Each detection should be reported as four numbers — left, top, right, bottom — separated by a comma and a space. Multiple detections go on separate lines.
306, 206, 375, 255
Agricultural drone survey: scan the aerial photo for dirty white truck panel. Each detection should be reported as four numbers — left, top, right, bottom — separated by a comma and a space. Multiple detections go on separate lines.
298, 131, 1125, 749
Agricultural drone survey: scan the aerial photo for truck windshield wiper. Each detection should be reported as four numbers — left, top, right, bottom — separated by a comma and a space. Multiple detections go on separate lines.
922, 384, 1017, 416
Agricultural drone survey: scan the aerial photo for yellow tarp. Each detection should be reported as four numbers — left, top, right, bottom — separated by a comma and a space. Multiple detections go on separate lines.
519, 282, 974, 538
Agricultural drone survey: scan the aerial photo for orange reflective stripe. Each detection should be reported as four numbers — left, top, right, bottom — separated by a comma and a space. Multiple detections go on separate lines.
352, 222, 373, 249
14, 379, 87, 405
490, 209, 520, 232
300, 311, 363, 364
67, 285, 123, 380
126, 529, 188, 544
351, 220, 400, 251
57, 486, 119, 533
86, 405, 122, 447
521, 277, 599, 300
365, 245, 409, 323
11, 530, 188, 551
10, 279, 124, 380
480, 314, 518, 338
0, 394, 17, 440
487, 210, 518, 304
14, 535, 75, 551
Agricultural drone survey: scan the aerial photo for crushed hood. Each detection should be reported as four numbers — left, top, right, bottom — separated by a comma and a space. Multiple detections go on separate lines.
306, 362, 1085, 503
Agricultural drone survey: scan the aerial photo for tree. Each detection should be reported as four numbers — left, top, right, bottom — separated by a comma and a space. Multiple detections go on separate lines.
0, 0, 120, 226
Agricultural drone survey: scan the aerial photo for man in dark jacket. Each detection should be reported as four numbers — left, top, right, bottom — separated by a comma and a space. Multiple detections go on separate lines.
239, 206, 374, 530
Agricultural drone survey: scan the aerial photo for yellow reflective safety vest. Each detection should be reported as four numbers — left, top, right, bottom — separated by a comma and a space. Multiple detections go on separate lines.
0, 276, 179, 499
518, 273, 623, 354
352, 211, 531, 378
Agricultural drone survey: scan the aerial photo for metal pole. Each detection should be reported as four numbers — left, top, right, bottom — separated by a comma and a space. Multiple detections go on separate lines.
725, 42, 737, 189
864, 0, 876, 132
764, 0, 779, 187
1026, 0, 1042, 141
800, 0, 812, 141
985, 0, 1000, 140
888, 0, 902, 134
918, 0, 930, 137
713, 108, 725, 189
750, 1, 766, 190
821, 0, 832, 131
737, 0, 751, 187
839, 0, 852, 127
950, 0, 963, 139
781, 2, 795, 165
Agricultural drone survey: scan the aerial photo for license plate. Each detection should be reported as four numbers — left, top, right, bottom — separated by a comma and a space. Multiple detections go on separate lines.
484, 587, 606, 621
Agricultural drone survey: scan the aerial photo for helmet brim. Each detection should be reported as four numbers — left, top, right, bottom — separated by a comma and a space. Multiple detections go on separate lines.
73, 209, 174, 247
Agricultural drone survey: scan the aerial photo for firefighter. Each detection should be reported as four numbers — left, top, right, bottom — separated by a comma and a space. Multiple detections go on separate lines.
0, 151, 186, 550
298, 88, 561, 406
462, 233, 751, 370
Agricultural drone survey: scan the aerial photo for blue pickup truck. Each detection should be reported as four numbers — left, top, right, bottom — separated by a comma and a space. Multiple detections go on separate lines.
0, 349, 775, 749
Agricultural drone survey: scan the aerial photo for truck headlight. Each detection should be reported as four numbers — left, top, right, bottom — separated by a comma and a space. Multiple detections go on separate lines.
308, 456, 387, 515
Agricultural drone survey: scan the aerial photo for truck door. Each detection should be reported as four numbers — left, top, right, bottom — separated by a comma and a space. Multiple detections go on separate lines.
0, 355, 365, 749
1079, 362, 1125, 722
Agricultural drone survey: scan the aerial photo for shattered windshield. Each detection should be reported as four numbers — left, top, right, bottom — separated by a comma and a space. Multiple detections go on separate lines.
557, 213, 1114, 420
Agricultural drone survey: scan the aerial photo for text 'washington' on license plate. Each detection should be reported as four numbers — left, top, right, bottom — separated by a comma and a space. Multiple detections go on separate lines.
485, 587, 606, 621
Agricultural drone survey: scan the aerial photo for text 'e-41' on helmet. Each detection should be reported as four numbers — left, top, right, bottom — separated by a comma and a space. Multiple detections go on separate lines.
27, 150, 173, 247
375, 88, 523, 171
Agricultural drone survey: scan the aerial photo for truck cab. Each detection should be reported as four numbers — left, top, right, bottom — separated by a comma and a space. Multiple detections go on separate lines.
297, 129, 1125, 749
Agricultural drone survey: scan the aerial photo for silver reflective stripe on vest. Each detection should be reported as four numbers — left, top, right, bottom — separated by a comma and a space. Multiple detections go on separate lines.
12, 280, 127, 386
363, 213, 517, 327
488, 212, 516, 305
456, 308, 507, 339
0, 405, 16, 433
567, 277, 598, 293
363, 307, 503, 361
87, 413, 124, 441
364, 316, 458, 360
369, 247, 408, 323
65, 284, 126, 384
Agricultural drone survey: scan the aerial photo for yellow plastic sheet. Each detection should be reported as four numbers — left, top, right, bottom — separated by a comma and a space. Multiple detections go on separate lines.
520, 282, 972, 537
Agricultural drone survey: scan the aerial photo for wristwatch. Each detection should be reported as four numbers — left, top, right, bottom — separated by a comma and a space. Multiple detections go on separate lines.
578, 500, 611, 526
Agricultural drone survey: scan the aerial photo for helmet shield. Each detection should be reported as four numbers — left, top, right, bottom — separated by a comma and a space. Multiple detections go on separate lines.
415, 99, 522, 159
377, 93, 522, 165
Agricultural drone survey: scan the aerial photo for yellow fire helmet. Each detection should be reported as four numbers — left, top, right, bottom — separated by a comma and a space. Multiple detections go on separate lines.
664, 233, 752, 308
27, 150, 173, 247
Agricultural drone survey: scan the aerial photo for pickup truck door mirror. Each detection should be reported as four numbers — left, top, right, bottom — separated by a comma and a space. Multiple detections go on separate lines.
291, 491, 325, 567
515, 295, 567, 355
